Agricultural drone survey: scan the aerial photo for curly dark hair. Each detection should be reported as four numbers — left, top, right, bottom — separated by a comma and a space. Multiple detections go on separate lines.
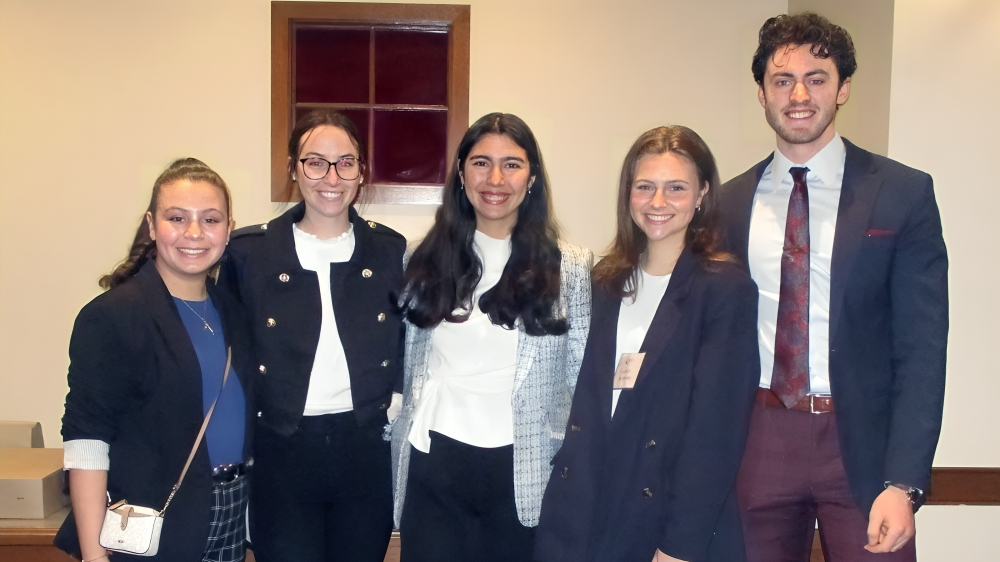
752, 12, 857, 85
399, 112, 567, 336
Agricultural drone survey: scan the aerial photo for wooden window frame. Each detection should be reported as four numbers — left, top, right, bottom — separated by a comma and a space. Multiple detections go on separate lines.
271, 1, 470, 204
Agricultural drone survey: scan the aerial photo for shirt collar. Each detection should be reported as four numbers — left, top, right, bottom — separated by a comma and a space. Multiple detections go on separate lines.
768, 133, 846, 193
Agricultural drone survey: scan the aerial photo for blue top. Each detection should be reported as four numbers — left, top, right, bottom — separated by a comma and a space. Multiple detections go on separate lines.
173, 296, 246, 468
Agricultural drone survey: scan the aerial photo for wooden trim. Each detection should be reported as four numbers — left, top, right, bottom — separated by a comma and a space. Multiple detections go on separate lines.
271, 1, 471, 202
927, 467, 1000, 505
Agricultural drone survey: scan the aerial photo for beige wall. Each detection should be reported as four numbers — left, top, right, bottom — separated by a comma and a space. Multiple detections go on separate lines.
1, 0, 998, 555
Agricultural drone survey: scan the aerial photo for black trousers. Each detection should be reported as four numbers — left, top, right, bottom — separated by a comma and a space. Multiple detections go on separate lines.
400, 431, 535, 562
250, 412, 393, 562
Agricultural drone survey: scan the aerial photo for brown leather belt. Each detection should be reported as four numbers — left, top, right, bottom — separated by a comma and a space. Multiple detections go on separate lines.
755, 388, 834, 414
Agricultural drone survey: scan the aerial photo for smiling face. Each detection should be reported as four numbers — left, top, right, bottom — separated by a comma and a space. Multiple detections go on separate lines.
293, 125, 363, 237
459, 133, 536, 239
758, 43, 851, 162
146, 179, 232, 293
630, 151, 706, 259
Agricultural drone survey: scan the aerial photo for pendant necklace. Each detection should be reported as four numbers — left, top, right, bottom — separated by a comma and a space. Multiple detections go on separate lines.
181, 298, 215, 335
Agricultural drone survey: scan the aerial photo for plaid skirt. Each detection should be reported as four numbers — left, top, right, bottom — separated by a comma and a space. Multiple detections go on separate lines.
203, 474, 249, 562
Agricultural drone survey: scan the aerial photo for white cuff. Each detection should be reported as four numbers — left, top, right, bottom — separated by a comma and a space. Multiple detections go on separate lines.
63, 439, 110, 470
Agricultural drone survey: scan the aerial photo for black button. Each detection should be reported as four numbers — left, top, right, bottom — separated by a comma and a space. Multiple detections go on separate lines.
570, 424, 581, 432
643, 488, 653, 498
645, 439, 656, 448
561, 467, 569, 479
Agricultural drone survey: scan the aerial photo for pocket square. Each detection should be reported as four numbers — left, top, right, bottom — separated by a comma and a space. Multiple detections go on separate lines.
866, 228, 894, 237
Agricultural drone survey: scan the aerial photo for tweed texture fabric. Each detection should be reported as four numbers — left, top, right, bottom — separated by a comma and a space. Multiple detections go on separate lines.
391, 241, 593, 527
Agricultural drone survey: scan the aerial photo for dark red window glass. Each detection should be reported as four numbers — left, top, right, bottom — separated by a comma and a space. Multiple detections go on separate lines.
374, 30, 449, 106
295, 27, 370, 104
372, 110, 448, 184
294, 107, 371, 158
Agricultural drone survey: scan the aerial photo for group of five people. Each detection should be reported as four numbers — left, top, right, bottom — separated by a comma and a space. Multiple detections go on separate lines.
56, 12, 947, 562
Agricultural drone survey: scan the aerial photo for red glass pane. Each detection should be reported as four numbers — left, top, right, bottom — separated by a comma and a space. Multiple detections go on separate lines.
372, 110, 448, 184
374, 29, 448, 106
294, 107, 371, 158
295, 26, 370, 104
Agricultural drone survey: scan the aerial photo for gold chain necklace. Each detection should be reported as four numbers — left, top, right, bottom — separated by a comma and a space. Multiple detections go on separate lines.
180, 298, 215, 335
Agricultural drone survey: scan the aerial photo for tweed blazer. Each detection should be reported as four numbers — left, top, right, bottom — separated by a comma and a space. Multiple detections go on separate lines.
391, 240, 593, 527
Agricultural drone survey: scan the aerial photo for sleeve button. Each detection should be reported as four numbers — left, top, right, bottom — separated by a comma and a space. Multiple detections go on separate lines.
367, 221, 377, 228
377, 313, 386, 322
258, 365, 267, 374
266, 318, 276, 327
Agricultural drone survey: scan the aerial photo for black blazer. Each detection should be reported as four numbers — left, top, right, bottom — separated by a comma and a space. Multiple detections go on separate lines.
56, 260, 256, 561
222, 203, 406, 434
718, 138, 949, 514
535, 249, 760, 562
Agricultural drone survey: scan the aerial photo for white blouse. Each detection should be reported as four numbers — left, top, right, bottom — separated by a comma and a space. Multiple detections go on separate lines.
293, 223, 356, 416
408, 230, 518, 452
613, 268, 672, 417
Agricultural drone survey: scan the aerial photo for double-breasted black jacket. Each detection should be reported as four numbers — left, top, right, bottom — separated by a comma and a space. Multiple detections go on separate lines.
535, 249, 760, 562
221, 202, 406, 434
56, 260, 256, 561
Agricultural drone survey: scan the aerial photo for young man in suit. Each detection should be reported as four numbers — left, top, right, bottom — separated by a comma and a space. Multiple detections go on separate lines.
720, 12, 948, 562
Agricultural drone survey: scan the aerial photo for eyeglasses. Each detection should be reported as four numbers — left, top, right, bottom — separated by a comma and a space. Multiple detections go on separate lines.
298, 156, 363, 181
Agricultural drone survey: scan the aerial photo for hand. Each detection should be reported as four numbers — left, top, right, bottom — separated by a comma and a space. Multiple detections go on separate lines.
864, 486, 915, 553
652, 549, 688, 562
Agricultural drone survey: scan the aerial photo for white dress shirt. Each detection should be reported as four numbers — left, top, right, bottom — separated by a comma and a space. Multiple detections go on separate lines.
408, 230, 519, 452
612, 269, 672, 416
293, 223, 357, 415
748, 134, 846, 394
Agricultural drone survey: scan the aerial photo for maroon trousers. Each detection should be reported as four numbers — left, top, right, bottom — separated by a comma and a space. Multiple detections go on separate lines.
736, 400, 916, 562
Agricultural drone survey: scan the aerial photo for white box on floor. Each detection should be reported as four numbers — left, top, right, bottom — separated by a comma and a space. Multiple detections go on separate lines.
0, 448, 68, 518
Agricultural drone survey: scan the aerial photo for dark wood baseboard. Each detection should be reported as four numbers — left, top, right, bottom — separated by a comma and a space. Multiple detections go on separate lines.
927, 467, 1000, 505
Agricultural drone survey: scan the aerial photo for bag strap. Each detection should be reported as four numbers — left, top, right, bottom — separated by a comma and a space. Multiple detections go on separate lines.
159, 346, 231, 515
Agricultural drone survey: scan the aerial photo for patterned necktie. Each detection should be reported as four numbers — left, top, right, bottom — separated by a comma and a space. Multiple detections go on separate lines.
771, 166, 810, 408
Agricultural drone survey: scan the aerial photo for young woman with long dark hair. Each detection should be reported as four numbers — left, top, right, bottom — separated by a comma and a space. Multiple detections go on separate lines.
222, 109, 405, 562
57, 158, 256, 562
534, 126, 760, 562
390, 113, 593, 562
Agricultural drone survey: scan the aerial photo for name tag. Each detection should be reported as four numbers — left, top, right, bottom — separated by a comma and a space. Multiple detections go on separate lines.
613, 353, 645, 389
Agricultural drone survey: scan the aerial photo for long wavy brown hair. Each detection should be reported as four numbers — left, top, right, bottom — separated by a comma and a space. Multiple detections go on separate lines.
592, 125, 732, 299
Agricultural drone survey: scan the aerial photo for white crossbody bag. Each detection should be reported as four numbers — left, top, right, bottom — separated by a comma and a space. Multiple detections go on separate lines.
98, 348, 231, 556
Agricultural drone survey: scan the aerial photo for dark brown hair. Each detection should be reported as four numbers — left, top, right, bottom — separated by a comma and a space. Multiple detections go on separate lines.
99, 158, 232, 290
400, 112, 567, 336
592, 125, 731, 298
284, 109, 367, 202
752, 12, 857, 86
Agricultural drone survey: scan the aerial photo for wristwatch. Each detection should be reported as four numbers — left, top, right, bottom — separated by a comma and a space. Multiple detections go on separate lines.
884, 481, 926, 511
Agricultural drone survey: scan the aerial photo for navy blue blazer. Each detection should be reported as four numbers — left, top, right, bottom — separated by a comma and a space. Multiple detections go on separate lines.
221, 202, 406, 434
535, 248, 760, 562
57, 260, 256, 561
718, 138, 949, 514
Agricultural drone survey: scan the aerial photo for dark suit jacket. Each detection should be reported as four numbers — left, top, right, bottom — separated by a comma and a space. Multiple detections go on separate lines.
535, 249, 760, 562
221, 202, 406, 434
718, 138, 948, 514
57, 260, 256, 561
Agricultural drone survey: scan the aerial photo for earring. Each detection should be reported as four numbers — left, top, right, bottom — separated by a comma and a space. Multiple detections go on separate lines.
696, 206, 701, 211
292, 174, 296, 181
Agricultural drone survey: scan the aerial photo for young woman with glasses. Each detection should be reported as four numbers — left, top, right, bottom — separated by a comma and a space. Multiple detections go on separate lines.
391, 112, 593, 562
222, 109, 405, 562
57, 158, 256, 562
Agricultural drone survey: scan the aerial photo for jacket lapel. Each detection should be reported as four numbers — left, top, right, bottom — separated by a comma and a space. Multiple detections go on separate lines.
134, 261, 205, 422
632, 248, 697, 389
589, 285, 622, 425
725, 154, 773, 269
829, 139, 882, 338
513, 321, 540, 394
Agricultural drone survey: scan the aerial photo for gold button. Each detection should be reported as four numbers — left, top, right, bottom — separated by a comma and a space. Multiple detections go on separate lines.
377, 313, 386, 322
258, 365, 267, 374
279, 273, 290, 282
266, 318, 276, 328
645, 439, 656, 448
643, 488, 653, 498
561, 467, 569, 479
367, 221, 377, 229
570, 424, 581, 432
381, 360, 390, 367
362, 269, 372, 278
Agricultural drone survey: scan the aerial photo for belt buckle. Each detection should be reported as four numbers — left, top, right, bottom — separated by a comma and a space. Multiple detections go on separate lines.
810, 394, 831, 414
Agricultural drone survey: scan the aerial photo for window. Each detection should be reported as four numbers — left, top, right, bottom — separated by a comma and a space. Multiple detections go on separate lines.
271, 2, 471, 204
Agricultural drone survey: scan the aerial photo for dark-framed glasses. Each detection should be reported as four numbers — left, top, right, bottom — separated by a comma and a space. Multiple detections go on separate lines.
299, 156, 363, 181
